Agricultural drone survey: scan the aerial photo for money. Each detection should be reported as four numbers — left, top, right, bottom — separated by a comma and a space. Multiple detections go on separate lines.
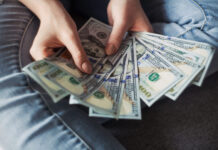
44, 43, 130, 114
135, 38, 184, 106
136, 33, 205, 66
135, 32, 215, 86
46, 18, 113, 82
136, 37, 204, 100
43, 18, 131, 114
88, 53, 128, 118
22, 17, 215, 120
89, 40, 141, 119
22, 60, 69, 103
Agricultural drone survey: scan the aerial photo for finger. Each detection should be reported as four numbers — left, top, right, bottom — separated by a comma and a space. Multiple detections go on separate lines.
63, 32, 92, 74
141, 13, 153, 32
30, 44, 54, 60
30, 33, 54, 60
130, 15, 153, 32
105, 23, 127, 55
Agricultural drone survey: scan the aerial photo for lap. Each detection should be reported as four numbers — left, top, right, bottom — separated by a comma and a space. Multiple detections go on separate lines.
0, 1, 125, 150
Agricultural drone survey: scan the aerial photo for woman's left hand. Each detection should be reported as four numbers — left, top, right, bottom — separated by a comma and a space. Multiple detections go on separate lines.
106, 0, 153, 55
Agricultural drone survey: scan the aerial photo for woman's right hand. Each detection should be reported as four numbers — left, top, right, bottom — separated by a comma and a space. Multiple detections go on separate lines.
19, 0, 92, 74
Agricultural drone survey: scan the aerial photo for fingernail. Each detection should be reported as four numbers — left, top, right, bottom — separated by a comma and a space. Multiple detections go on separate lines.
82, 61, 92, 74
106, 44, 116, 55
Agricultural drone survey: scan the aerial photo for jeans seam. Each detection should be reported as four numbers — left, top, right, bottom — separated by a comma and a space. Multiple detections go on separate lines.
18, 16, 92, 150
177, 27, 195, 37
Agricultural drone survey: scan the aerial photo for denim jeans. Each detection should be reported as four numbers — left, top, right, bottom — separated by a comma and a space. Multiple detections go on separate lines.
0, 0, 217, 150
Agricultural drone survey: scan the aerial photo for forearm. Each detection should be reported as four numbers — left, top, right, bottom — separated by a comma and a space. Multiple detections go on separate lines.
19, 0, 66, 21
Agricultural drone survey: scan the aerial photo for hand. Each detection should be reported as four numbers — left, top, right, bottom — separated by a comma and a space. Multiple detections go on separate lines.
106, 0, 153, 55
19, 0, 92, 74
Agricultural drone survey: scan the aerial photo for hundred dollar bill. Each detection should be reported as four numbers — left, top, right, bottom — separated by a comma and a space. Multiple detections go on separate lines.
135, 32, 215, 86
22, 60, 69, 103
118, 42, 141, 119
88, 53, 128, 117
89, 42, 141, 119
44, 41, 131, 114
135, 33, 204, 68
134, 38, 184, 106
136, 37, 204, 100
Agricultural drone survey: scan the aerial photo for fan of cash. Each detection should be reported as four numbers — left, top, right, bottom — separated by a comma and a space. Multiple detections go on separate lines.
23, 18, 215, 120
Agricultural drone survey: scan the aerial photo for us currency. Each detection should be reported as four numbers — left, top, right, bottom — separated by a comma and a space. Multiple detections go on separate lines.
89, 41, 141, 119
134, 38, 184, 106
88, 53, 128, 118
44, 43, 130, 114
136, 37, 204, 100
135, 33, 204, 68
135, 32, 215, 86
46, 18, 113, 83
22, 60, 69, 103
118, 41, 141, 119
43, 18, 131, 114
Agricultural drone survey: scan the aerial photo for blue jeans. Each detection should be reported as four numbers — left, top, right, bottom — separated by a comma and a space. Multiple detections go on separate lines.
0, 0, 217, 150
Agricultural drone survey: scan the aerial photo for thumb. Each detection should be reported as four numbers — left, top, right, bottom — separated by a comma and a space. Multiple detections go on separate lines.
106, 23, 127, 55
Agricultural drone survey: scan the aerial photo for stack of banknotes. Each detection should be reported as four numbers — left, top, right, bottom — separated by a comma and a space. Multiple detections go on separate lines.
23, 18, 215, 120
